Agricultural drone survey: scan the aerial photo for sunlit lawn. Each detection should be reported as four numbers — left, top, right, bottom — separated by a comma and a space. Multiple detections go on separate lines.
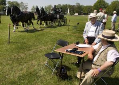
0, 15, 119, 85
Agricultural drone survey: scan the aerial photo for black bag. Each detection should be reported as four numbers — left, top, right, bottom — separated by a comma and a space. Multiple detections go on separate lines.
56, 66, 68, 80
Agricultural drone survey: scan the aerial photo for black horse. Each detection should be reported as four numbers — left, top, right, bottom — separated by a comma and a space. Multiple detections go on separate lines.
36, 7, 55, 27
6, 6, 35, 32
6, 6, 20, 30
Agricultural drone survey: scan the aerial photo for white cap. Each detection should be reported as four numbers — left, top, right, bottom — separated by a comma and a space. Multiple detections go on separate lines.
89, 13, 97, 19
113, 11, 117, 14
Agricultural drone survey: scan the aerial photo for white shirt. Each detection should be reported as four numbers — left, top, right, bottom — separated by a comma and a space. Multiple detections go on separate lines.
93, 43, 119, 62
103, 14, 108, 22
111, 14, 117, 23
87, 25, 96, 37
97, 12, 105, 22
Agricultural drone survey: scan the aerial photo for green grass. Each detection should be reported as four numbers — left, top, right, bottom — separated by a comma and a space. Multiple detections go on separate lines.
0, 15, 119, 85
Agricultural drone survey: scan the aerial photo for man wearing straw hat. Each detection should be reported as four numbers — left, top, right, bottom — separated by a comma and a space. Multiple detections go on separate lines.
77, 30, 119, 85
75, 13, 104, 65
111, 11, 117, 31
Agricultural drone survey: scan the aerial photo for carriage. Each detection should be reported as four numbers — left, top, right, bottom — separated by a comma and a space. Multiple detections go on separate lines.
36, 6, 67, 27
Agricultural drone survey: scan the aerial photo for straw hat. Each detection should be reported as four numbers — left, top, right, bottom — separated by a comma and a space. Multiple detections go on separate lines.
113, 11, 117, 14
98, 30, 119, 41
89, 13, 97, 19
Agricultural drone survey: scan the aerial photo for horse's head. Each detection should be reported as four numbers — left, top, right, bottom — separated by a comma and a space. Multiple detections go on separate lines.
6, 6, 11, 16
40, 7, 46, 16
36, 6, 41, 15
11, 6, 21, 15
41, 7, 45, 13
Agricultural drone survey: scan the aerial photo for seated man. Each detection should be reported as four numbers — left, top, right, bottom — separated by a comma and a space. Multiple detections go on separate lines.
77, 30, 119, 85
76, 13, 104, 65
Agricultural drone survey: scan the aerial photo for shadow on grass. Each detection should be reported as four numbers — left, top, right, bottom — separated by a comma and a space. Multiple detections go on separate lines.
18, 28, 44, 33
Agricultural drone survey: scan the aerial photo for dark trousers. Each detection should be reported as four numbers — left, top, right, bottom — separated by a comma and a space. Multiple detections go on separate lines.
77, 37, 95, 63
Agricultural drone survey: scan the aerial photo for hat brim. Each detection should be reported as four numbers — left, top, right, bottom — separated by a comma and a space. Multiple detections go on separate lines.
98, 34, 119, 41
89, 16, 97, 19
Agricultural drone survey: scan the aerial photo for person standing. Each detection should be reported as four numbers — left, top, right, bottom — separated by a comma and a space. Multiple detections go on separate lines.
97, 8, 105, 22
94, 10, 97, 15
102, 10, 108, 29
83, 13, 104, 45
75, 13, 104, 65
111, 11, 117, 31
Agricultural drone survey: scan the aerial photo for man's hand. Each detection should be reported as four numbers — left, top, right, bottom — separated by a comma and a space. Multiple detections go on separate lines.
92, 42, 96, 46
85, 38, 89, 44
91, 69, 100, 77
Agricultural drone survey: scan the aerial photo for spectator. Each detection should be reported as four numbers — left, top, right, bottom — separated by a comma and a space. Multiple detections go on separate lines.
97, 8, 105, 22
94, 10, 97, 15
75, 13, 104, 65
88, 10, 97, 21
83, 13, 104, 45
111, 11, 117, 31
102, 10, 108, 29
77, 30, 119, 85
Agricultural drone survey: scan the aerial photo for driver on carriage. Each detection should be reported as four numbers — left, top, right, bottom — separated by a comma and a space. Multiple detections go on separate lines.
52, 5, 57, 14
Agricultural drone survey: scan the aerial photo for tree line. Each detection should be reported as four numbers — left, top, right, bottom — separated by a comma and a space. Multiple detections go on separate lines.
0, 0, 119, 15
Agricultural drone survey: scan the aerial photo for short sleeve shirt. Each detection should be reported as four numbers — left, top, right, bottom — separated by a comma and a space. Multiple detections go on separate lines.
93, 43, 119, 62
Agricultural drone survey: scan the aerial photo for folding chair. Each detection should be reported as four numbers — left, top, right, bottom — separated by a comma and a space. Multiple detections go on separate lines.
45, 39, 69, 74
92, 57, 119, 85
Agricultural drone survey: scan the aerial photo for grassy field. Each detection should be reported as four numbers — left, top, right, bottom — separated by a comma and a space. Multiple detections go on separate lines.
0, 15, 119, 85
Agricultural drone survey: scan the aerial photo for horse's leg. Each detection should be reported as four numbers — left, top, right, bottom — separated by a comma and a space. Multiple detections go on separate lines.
45, 21, 48, 26
22, 22, 27, 31
39, 20, 42, 28
26, 23, 29, 30
31, 20, 36, 30
29, 20, 36, 30
37, 19, 39, 24
44, 21, 46, 27
13, 24, 16, 32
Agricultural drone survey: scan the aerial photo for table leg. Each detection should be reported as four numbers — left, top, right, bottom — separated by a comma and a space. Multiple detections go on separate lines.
59, 52, 64, 67
79, 57, 84, 84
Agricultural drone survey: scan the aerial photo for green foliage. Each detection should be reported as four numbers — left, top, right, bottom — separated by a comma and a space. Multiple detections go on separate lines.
106, 0, 119, 15
19, 2, 28, 11
0, 0, 6, 12
74, 3, 83, 15
7, 1, 20, 8
93, 0, 109, 12
82, 5, 93, 14
31, 5, 36, 12
44, 5, 53, 13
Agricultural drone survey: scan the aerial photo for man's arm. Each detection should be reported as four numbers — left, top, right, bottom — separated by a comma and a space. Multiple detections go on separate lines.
88, 47, 95, 60
83, 22, 89, 44
98, 61, 114, 71
92, 61, 114, 77
94, 23, 104, 44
